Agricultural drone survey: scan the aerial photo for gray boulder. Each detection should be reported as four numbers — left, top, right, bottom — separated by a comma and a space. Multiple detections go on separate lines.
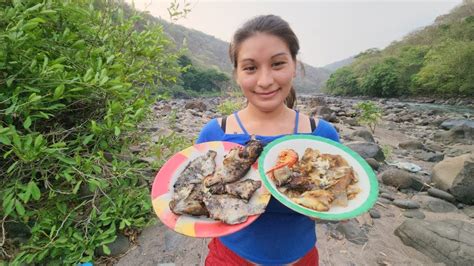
413, 151, 444, 162
350, 129, 375, 143
184, 101, 207, 112
395, 219, 474, 265
398, 140, 425, 150
403, 209, 425, 219
432, 154, 474, 204
392, 199, 420, 209
412, 195, 458, 213
380, 169, 414, 189
336, 220, 368, 245
434, 124, 474, 144
346, 141, 385, 161
439, 119, 474, 130
427, 188, 456, 203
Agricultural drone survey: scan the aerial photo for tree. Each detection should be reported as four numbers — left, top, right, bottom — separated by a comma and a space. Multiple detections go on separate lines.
355, 101, 382, 134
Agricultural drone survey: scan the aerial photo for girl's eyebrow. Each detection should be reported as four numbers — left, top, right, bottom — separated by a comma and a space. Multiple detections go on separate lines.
239, 52, 289, 63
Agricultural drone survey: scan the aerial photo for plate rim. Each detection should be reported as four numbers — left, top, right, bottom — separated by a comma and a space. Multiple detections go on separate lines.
151, 140, 269, 237
258, 135, 379, 220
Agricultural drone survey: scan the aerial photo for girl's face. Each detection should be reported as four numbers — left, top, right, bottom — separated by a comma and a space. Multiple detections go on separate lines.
235, 33, 296, 112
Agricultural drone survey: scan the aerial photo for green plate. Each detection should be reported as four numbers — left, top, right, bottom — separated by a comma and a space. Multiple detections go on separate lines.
258, 135, 378, 220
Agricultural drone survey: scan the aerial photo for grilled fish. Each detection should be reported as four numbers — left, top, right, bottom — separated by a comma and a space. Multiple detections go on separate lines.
204, 139, 263, 187
203, 194, 266, 224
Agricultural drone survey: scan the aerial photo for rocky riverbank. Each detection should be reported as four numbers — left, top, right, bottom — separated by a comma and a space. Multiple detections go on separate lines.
116, 95, 474, 266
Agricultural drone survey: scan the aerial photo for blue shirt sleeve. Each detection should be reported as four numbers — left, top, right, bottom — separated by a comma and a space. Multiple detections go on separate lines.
196, 118, 224, 144
313, 119, 340, 143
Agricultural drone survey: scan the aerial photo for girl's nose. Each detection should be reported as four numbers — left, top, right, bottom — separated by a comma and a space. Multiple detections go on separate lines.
257, 67, 274, 88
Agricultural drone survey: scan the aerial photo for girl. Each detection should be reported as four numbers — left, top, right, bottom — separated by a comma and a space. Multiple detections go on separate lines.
196, 14, 339, 266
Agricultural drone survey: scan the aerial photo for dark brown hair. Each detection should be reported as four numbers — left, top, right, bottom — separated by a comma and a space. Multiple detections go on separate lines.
229, 15, 299, 109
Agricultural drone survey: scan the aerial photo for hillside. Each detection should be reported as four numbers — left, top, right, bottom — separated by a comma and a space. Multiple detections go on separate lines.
325, 2, 474, 97
139, 13, 331, 93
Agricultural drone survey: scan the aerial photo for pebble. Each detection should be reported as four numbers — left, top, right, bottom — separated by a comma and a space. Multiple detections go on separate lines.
378, 197, 392, 205
369, 209, 381, 219
403, 210, 426, 219
380, 192, 395, 201
427, 188, 456, 203
392, 199, 420, 209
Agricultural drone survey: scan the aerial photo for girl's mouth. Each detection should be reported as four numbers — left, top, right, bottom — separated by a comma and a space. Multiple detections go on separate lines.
254, 88, 280, 98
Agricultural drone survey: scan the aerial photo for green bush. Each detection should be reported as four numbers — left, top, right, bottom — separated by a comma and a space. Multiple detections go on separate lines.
217, 99, 244, 115
355, 101, 382, 134
0, 0, 182, 263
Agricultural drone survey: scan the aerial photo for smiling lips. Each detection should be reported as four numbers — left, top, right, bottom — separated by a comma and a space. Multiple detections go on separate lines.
254, 88, 280, 98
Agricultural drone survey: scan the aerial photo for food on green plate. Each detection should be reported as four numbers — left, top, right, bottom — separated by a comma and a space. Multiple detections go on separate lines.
267, 148, 360, 212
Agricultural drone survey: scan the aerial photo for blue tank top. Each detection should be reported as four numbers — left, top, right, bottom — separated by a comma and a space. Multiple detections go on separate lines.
196, 112, 339, 265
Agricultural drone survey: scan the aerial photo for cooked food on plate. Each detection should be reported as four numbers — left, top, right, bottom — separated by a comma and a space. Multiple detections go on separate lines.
267, 148, 360, 212
169, 139, 265, 225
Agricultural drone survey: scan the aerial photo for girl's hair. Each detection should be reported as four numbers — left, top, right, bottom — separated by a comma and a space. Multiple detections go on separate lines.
229, 15, 299, 109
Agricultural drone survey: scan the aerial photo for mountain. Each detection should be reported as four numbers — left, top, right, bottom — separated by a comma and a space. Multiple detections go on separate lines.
323, 56, 355, 72
325, 2, 474, 97
137, 12, 330, 93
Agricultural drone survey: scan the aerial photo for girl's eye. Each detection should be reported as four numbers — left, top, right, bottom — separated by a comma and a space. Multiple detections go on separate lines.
243, 66, 256, 72
272, 61, 286, 67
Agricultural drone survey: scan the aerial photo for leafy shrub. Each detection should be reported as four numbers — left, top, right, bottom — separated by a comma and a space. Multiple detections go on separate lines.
217, 99, 244, 115
0, 0, 182, 263
355, 101, 382, 134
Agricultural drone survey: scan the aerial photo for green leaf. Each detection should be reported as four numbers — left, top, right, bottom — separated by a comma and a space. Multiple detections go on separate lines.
15, 199, 25, 216
4, 197, 15, 216
102, 245, 111, 255
6, 76, 14, 87
7, 161, 18, 174
0, 135, 11, 145
54, 84, 65, 99
82, 134, 94, 145
23, 117, 32, 129
34, 134, 43, 148
72, 180, 82, 194
29, 181, 41, 200
56, 155, 76, 165
114, 126, 121, 137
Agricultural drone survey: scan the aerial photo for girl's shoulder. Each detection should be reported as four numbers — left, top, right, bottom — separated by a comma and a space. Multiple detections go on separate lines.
196, 118, 225, 144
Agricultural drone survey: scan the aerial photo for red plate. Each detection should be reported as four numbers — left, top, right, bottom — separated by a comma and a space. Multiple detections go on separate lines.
151, 141, 270, 237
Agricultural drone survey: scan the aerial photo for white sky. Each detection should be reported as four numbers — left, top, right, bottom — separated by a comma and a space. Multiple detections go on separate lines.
126, 0, 462, 67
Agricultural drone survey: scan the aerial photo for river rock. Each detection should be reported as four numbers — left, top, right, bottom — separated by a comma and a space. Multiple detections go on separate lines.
403, 209, 425, 219
412, 195, 458, 213
379, 192, 395, 201
432, 154, 474, 204
392, 199, 420, 209
97, 234, 130, 256
395, 219, 474, 265
439, 119, 474, 130
313, 106, 336, 122
377, 197, 392, 205
346, 141, 385, 161
463, 206, 474, 218
350, 129, 375, 143
413, 151, 444, 162
335, 220, 368, 245
369, 209, 381, 219
365, 158, 380, 170
427, 188, 456, 203
380, 169, 414, 189
398, 140, 425, 150
184, 101, 207, 112
434, 124, 474, 144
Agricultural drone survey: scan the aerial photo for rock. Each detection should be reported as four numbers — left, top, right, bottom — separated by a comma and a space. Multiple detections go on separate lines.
427, 188, 456, 203
343, 118, 359, 126
432, 154, 474, 204
97, 234, 130, 256
379, 192, 395, 201
369, 209, 381, 219
395, 219, 474, 265
377, 197, 392, 205
403, 209, 425, 219
434, 124, 474, 144
439, 119, 474, 130
380, 169, 413, 189
335, 220, 368, 245
392, 199, 420, 209
410, 174, 431, 192
346, 141, 385, 162
412, 195, 458, 213
312, 106, 335, 122
350, 129, 375, 143
463, 206, 474, 218
365, 158, 380, 170
184, 101, 207, 112
398, 140, 425, 150
413, 151, 444, 162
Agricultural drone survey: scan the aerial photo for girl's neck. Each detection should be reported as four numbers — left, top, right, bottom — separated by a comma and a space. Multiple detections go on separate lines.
241, 103, 292, 122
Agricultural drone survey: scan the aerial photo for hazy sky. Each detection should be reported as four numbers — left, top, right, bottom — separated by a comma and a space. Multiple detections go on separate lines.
127, 0, 462, 67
